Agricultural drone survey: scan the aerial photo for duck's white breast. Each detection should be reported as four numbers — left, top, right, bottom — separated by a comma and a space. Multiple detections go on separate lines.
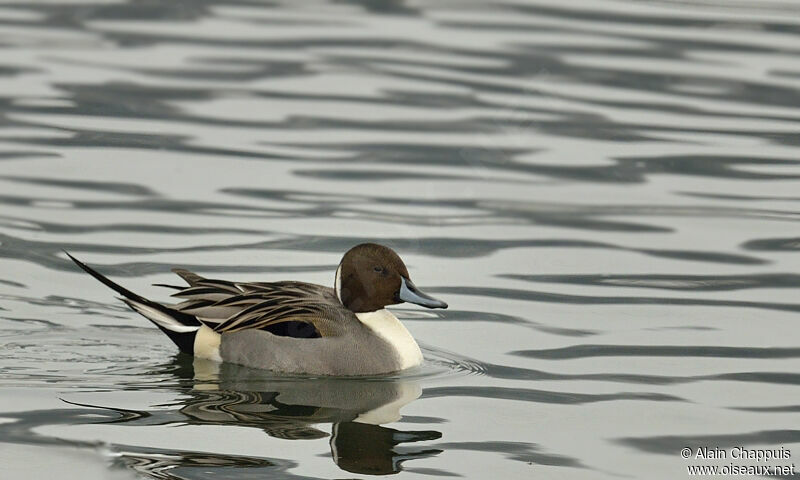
355, 309, 423, 370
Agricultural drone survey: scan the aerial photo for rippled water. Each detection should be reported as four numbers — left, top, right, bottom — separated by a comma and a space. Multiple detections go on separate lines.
1, 0, 800, 478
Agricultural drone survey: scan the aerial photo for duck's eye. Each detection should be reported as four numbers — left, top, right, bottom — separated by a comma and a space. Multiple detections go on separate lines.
373, 266, 384, 273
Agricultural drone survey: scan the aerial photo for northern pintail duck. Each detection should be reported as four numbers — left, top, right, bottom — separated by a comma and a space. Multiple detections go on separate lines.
67, 243, 447, 376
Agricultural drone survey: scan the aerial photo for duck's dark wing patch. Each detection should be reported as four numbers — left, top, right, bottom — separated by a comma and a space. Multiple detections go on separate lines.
166, 270, 340, 338
261, 320, 321, 339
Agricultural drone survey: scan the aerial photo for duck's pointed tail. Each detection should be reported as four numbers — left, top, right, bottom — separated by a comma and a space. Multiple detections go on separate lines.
65, 251, 201, 355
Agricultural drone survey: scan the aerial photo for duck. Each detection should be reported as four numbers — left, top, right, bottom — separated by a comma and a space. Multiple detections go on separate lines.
66, 243, 448, 376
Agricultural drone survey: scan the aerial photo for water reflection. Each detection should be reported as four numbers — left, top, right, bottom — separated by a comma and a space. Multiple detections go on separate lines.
55, 357, 441, 476
3, 0, 800, 478
189, 360, 443, 475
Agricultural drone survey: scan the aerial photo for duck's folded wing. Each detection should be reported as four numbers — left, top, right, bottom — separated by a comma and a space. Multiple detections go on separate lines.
161, 270, 342, 338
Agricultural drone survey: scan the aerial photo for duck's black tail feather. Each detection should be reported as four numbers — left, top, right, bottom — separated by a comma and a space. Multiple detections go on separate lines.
65, 251, 200, 355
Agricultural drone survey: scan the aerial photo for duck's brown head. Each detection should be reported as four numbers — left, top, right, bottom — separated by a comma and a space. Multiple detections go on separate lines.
334, 243, 448, 313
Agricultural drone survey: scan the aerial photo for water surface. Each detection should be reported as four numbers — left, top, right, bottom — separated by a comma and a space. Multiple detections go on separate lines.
1, 0, 800, 478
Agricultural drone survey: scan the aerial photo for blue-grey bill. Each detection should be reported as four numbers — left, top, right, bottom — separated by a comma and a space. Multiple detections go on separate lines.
398, 277, 448, 309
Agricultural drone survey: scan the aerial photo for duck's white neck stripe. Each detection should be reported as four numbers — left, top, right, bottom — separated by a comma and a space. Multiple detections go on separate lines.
334, 263, 342, 303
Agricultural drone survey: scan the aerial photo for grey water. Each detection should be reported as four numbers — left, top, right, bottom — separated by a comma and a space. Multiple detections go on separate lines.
1, 0, 799, 478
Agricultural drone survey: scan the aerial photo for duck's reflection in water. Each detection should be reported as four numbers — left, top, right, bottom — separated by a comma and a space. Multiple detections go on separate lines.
155, 358, 443, 475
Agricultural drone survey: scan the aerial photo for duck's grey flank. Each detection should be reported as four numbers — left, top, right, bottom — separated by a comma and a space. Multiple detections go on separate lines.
221, 321, 405, 375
